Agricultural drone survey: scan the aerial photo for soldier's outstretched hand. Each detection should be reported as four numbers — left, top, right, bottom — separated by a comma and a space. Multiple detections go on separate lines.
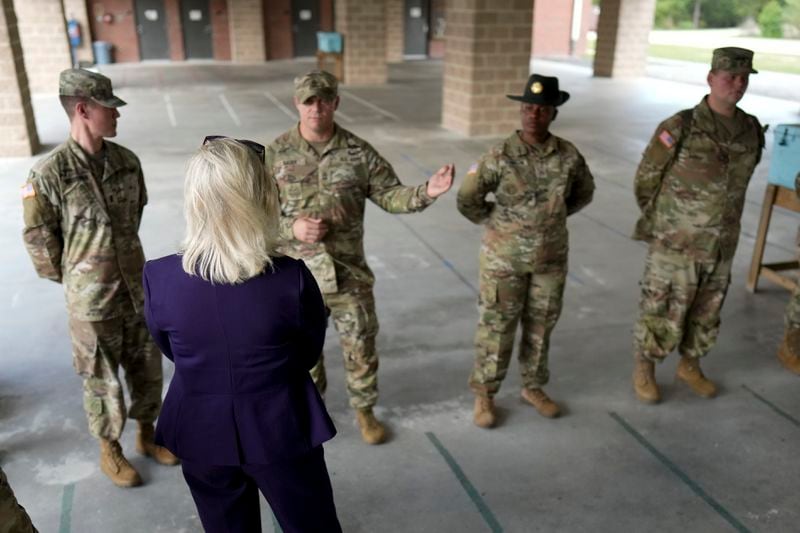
426, 164, 455, 198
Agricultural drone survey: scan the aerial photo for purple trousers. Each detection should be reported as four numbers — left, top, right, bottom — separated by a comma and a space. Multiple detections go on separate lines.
181, 446, 341, 533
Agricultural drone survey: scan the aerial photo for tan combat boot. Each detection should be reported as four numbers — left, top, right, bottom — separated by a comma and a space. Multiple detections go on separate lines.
136, 422, 180, 466
99, 439, 142, 488
777, 328, 800, 375
355, 408, 387, 445
633, 355, 660, 404
520, 388, 560, 418
473, 396, 497, 428
676, 356, 717, 398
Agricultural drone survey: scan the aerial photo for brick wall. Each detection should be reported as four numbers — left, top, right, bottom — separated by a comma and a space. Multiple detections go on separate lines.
594, 0, 656, 77
386, 0, 403, 63
165, 0, 185, 61
13, 0, 71, 94
532, 0, 572, 57
211, 0, 230, 60
63, 0, 93, 64
264, 0, 292, 59
0, 0, 39, 156
229, 0, 265, 63
320, 0, 334, 30
336, 0, 387, 85
88, 0, 139, 63
442, 0, 533, 137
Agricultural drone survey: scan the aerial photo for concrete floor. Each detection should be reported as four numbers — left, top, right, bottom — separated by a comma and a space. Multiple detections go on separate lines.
1, 58, 799, 532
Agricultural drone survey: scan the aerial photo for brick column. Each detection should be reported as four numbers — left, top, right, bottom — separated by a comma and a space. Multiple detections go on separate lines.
336, 0, 387, 85
593, 0, 656, 78
0, 0, 39, 156
386, 0, 403, 63
13, 0, 70, 94
442, 0, 532, 137
63, 0, 93, 64
229, 0, 265, 63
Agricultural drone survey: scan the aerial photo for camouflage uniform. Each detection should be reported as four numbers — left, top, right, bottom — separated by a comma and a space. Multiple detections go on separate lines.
267, 125, 435, 409
0, 467, 37, 533
632, 95, 764, 361
22, 127, 162, 440
458, 132, 594, 396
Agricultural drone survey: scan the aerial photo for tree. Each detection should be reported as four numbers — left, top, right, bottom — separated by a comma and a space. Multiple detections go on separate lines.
758, 0, 784, 37
786, 0, 800, 28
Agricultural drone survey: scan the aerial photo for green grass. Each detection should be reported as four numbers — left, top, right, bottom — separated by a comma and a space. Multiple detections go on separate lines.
584, 41, 800, 75
648, 44, 800, 74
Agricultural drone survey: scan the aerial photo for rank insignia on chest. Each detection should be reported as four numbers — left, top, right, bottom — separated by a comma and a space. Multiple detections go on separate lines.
658, 129, 676, 149
20, 183, 35, 199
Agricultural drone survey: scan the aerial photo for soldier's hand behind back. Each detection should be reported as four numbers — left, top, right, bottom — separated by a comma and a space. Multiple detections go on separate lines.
426, 164, 455, 198
293, 217, 328, 243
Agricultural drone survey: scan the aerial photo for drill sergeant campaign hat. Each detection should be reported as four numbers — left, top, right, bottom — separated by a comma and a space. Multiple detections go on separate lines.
506, 74, 570, 106
294, 70, 339, 103
59, 68, 127, 107
711, 47, 758, 74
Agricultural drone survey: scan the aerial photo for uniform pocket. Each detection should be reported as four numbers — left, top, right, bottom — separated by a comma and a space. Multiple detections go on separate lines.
64, 178, 106, 223
83, 395, 104, 415
479, 278, 498, 306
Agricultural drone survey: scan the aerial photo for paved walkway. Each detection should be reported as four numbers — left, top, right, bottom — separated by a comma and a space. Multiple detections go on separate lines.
2, 58, 799, 533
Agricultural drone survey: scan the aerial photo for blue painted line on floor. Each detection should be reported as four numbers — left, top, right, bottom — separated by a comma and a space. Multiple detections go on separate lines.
567, 271, 585, 286
425, 432, 503, 533
395, 217, 479, 295
399, 152, 434, 176
742, 385, 800, 429
58, 483, 75, 533
609, 412, 751, 533
578, 212, 647, 248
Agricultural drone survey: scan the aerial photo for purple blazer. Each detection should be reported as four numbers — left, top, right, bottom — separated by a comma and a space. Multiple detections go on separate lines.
143, 254, 336, 466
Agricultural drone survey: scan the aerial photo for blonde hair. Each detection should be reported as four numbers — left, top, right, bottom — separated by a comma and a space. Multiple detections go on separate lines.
181, 138, 279, 284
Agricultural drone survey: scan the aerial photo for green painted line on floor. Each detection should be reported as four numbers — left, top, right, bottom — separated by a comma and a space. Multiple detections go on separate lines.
609, 412, 751, 533
58, 483, 75, 533
425, 431, 503, 533
742, 385, 800, 428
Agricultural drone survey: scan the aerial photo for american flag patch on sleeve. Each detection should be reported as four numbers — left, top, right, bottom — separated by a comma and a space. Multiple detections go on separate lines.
20, 183, 35, 199
658, 129, 675, 149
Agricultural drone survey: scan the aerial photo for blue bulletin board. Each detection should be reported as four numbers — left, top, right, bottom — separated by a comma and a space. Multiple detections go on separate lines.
768, 124, 800, 190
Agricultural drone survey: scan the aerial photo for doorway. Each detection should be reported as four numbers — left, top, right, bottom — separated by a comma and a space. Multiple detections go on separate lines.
135, 0, 170, 60
293, 0, 319, 57
404, 0, 429, 57
181, 0, 213, 59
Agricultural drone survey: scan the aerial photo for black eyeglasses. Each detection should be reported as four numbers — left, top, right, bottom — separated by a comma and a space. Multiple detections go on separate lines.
202, 135, 265, 160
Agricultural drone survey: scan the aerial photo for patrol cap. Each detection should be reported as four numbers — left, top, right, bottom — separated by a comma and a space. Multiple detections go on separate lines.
711, 47, 758, 74
507, 74, 569, 107
294, 70, 338, 103
58, 68, 127, 107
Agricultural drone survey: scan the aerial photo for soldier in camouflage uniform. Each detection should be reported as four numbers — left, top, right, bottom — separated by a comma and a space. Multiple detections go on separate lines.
457, 74, 595, 428
266, 71, 454, 444
777, 172, 800, 375
631, 48, 765, 403
0, 467, 37, 533
21, 69, 178, 487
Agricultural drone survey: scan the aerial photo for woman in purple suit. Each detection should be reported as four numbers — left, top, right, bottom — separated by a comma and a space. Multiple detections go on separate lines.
143, 137, 341, 533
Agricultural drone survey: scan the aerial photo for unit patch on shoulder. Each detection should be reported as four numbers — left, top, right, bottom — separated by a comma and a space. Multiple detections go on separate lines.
658, 129, 676, 149
20, 183, 35, 199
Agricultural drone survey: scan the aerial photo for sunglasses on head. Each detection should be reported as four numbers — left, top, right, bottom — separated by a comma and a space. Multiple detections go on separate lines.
202, 135, 265, 160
